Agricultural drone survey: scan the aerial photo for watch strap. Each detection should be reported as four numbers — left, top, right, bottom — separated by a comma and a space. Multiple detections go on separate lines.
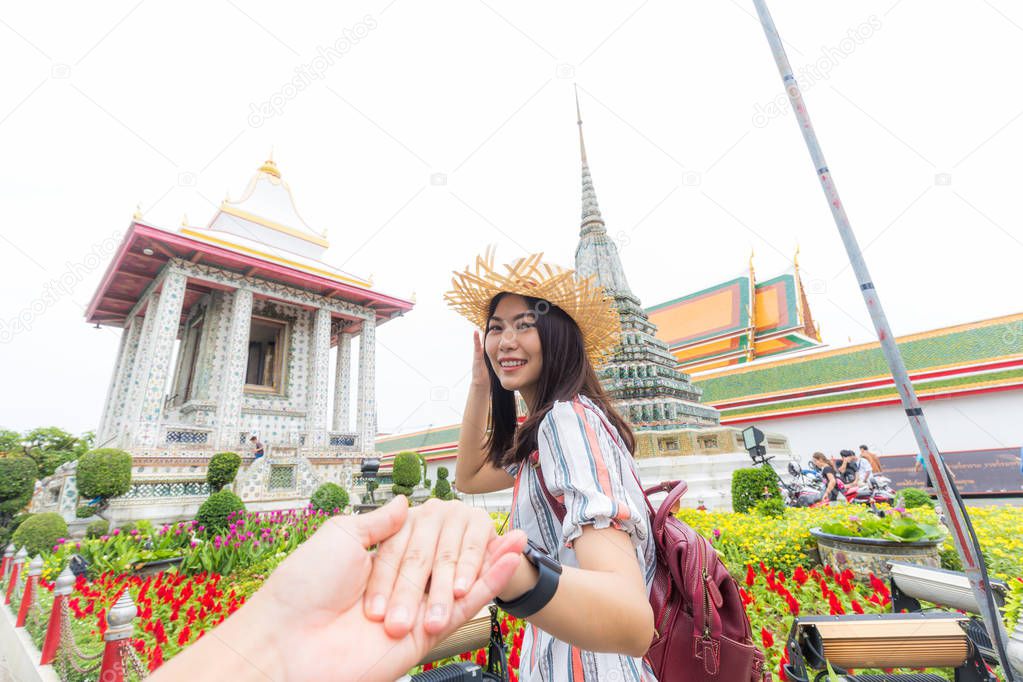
494, 551, 560, 618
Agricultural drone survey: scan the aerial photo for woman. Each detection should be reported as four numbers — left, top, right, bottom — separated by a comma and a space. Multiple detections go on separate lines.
812, 451, 840, 503
443, 249, 656, 680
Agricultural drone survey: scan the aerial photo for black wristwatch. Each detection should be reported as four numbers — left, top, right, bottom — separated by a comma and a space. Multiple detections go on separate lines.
493, 540, 562, 618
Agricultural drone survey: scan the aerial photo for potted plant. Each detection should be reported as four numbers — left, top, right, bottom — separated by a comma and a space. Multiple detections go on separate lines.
810, 510, 946, 580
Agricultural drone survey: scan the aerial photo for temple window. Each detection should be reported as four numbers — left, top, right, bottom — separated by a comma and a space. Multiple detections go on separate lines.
182, 314, 205, 402
245, 316, 289, 393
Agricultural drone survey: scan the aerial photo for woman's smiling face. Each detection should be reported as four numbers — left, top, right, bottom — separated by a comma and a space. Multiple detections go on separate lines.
484, 294, 543, 396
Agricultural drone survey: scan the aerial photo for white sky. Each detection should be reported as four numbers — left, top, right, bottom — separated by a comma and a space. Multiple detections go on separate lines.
1, 1, 1022, 437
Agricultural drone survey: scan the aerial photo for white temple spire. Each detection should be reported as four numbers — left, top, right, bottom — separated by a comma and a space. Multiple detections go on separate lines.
573, 85, 633, 296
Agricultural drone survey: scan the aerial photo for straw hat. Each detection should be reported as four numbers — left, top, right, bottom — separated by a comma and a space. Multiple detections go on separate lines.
443, 245, 622, 368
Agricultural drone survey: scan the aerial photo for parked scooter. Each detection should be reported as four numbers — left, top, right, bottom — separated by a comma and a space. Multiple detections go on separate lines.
778, 461, 827, 508
839, 474, 896, 507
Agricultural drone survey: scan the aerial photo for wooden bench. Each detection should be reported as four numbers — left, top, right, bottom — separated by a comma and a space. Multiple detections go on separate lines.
888, 560, 1007, 664
783, 613, 995, 682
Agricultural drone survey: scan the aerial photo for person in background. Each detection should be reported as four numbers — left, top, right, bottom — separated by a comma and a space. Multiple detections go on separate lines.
859, 444, 883, 473
250, 435, 265, 460
150, 496, 527, 681
812, 451, 840, 503
836, 449, 859, 485
914, 452, 933, 488
853, 447, 874, 488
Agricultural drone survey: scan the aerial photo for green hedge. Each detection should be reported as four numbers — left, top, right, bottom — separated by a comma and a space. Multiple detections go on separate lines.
196, 491, 245, 532
310, 483, 349, 515
13, 513, 67, 556
207, 452, 241, 492
731, 467, 781, 514
77, 449, 132, 500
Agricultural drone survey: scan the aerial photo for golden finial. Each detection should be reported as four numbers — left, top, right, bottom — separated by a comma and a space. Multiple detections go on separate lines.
411, 290, 417, 303
368, 273, 375, 286
258, 148, 280, 178
133, 203, 142, 220
794, 244, 801, 269
181, 213, 189, 227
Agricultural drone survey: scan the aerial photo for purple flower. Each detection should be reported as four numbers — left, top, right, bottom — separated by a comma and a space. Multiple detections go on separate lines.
111, 528, 121, 536
712, 529, 721, 539
130, 529, 139, 536
894, 506, 906, 514
848, 515, 860, 524
100, 535, 109, 542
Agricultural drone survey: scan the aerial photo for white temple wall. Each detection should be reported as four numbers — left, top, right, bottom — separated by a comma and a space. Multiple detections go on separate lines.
723, 389, 1023, 461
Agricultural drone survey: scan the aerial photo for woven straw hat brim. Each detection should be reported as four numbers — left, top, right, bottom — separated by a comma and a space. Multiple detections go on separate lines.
443, 245, 621, 369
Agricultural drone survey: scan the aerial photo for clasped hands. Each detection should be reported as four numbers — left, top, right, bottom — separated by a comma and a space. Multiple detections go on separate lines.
150, 495, 526, 682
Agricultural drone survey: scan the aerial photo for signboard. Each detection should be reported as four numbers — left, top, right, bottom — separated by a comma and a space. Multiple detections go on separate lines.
879, 447, 1023, 497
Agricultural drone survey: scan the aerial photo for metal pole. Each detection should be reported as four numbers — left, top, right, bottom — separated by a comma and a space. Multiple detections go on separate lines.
750, 1, 1015, 677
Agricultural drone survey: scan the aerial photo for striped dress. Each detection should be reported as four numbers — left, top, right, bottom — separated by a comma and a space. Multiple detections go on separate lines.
504, 393, 658, 682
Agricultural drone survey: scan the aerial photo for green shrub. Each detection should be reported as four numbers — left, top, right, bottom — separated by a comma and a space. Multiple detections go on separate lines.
310, 483, 349, 515
731, 467, 781, 514
12, 512, 67, 556
207, 452, 241, 492
433, 466, 453, 501
76, 448, 132, 501
85, 519, 110, 539
753, 496, 786, 518
0, 513, 30, 550
0, 455, 37, 520
196, 491, 245, 532
75, 506, 96, 519
392, 451, 421, 498
940, 544, 963, 572
899, 487, 934, 509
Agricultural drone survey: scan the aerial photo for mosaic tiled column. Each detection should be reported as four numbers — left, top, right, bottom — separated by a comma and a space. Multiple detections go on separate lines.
121, 293, 161, 448
332, 331, 353, 431
133, 269, 188, 448
355, 314, 376, 453
307, 307, 331, 447
217, 288, 253, 449
97, 316, 139, 443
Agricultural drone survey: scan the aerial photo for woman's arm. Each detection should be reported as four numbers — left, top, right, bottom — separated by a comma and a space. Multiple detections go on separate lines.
455, 332, 514, 494
497, 525, 654, 657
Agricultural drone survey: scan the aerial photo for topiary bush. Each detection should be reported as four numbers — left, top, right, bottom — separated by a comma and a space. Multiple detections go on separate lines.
0, 455, 37, 523
310, 483, 349, 515
85, 519, 110, 539
12, 512, 67, 556
76, 448, 132, 501
433, 466, 453, 501
731, 467, 781, 514
196, 491, 245, 532
207, 452, 241, 492
899, 487, 934, 509
75, 506, 96, 519
391, 451, 421, 498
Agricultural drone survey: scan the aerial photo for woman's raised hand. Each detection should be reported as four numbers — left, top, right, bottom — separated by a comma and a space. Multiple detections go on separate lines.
471, 329, 491, 390
364, 497, 522, 637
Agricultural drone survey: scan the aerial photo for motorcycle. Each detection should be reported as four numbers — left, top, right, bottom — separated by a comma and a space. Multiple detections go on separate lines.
778, 461, 827, 508
839, 474, 896, 507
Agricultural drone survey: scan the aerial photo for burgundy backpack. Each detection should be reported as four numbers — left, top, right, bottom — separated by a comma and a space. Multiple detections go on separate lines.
532, 411, 769, 682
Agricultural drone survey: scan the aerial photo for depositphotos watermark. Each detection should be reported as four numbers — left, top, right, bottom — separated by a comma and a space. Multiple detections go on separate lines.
0, 230, 122, 344
248, 15, 378, 127
752, 15, 883, 128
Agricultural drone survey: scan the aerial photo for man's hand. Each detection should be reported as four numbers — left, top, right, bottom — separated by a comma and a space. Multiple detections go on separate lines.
151, 497, 526, 681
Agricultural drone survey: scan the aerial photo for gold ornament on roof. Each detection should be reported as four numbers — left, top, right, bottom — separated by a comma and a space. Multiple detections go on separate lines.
258, 157, 281, 179
133, 203, 142, 220
443, 244, 622, 369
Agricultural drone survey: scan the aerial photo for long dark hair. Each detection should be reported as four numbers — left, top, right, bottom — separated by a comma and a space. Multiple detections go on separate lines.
482, 292, 635, 469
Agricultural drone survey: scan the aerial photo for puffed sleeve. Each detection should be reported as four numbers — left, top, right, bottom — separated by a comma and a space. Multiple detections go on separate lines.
536, 399, 648, 550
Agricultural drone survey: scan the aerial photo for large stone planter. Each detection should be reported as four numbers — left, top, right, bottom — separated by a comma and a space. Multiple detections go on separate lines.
809, 527, 941, 580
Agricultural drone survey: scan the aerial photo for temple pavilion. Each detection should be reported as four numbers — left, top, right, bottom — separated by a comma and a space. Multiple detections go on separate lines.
32, 157, 413, 524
